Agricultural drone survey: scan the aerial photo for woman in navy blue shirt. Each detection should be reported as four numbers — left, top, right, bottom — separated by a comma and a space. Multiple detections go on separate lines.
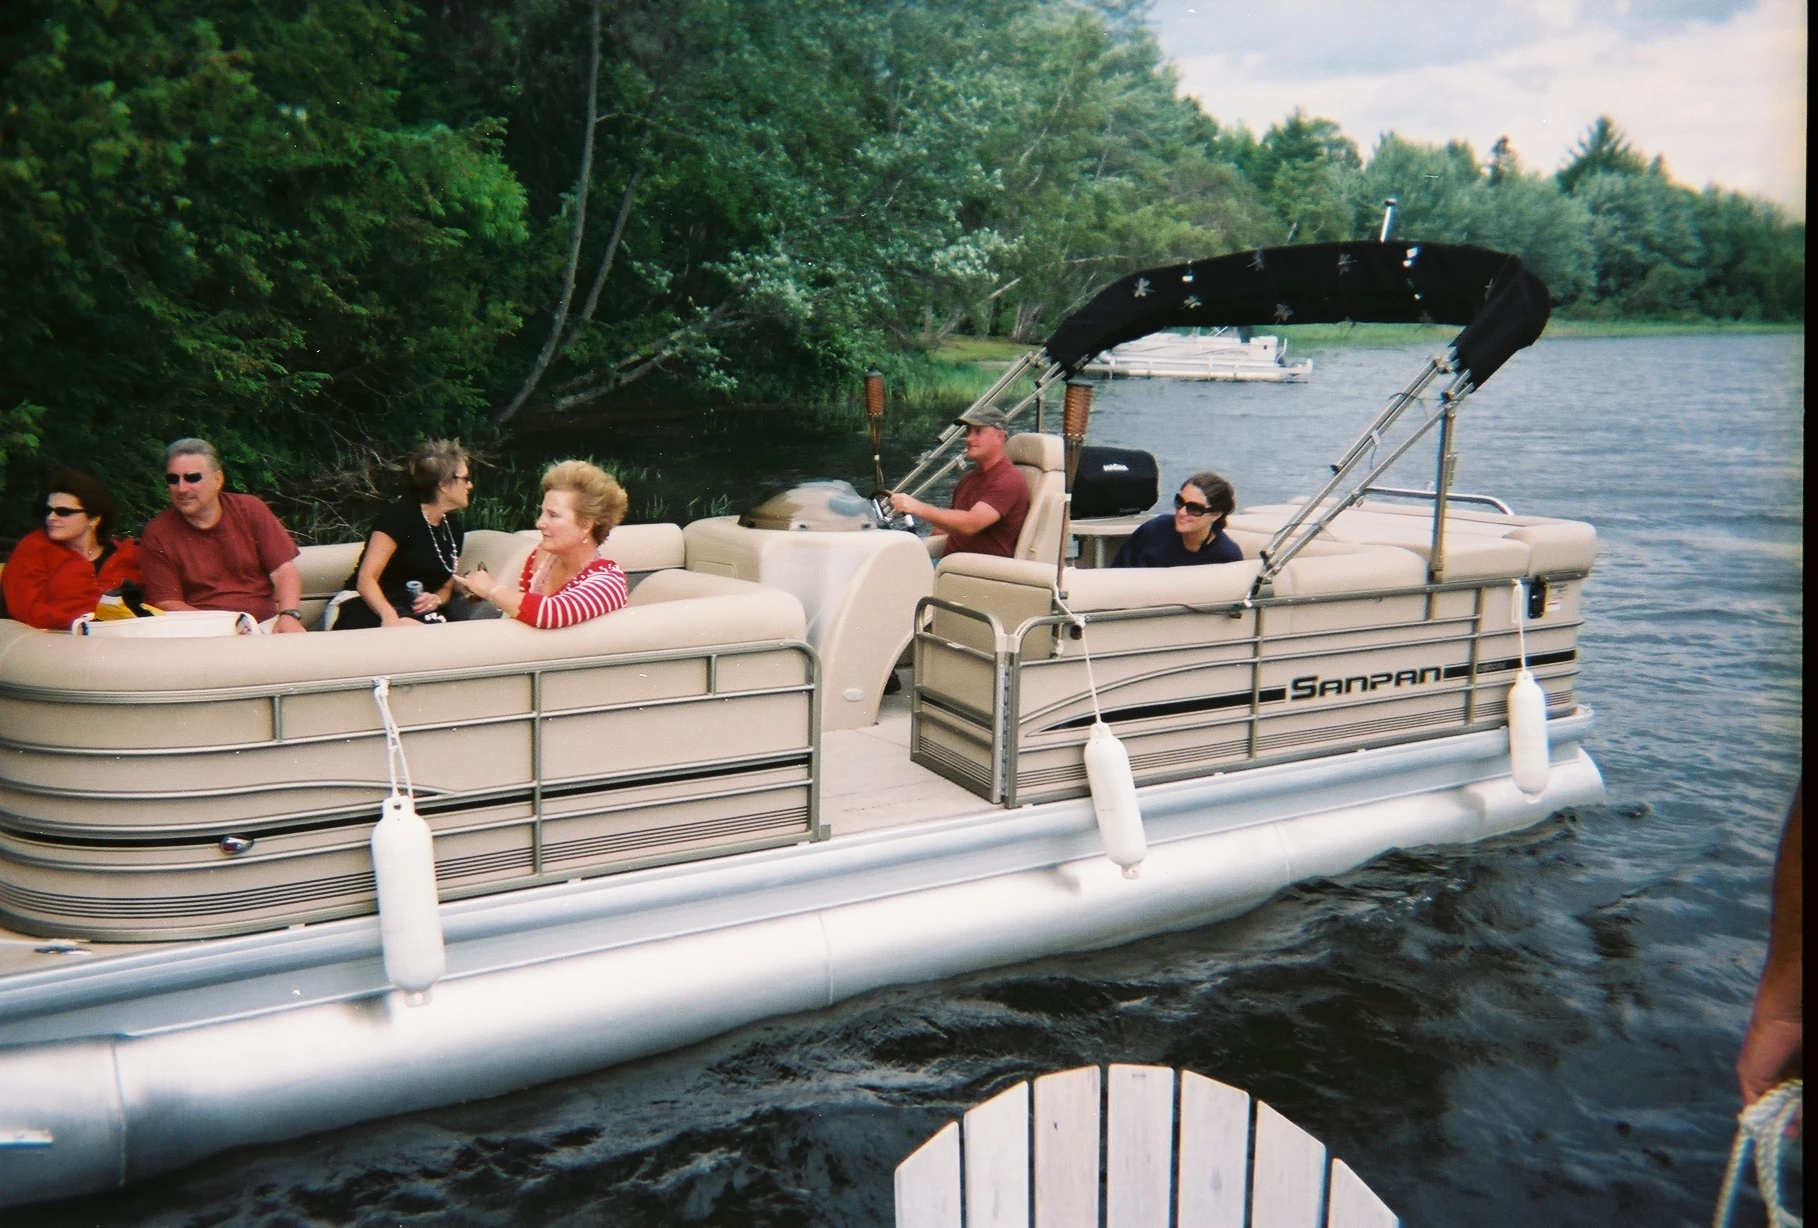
1110, 471, 1242, 568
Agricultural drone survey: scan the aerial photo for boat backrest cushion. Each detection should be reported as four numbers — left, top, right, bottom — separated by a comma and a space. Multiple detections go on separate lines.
931, 554, 1057, 653
294, 541, 364, 626
1235, 501, 1597, 577
0, 586, 808, 696
462, 528, 536, 581
627, 568, 768, 606
601, 522, 686, 577
1269, 546, 1428, 599
1508, 521, 1599, 573
1006, 433, 1066, 564
1222, 523, 1359, 561
296, 542, 362, 600
1058, 558, 1263, 613
1006, 431, 1063, 472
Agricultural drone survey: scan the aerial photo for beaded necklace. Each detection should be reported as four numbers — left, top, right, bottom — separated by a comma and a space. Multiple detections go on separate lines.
422, 507, 459, 575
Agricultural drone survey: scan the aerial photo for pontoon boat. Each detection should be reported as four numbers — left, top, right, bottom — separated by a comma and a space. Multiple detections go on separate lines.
0, 241, 1602, 1208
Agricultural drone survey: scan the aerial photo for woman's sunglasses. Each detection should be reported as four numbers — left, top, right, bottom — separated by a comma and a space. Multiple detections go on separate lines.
46, 505, 86, 517
1174, 494, 1213, 516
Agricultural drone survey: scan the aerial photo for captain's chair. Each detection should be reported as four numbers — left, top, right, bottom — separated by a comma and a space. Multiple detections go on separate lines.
1005, 432, 1066, 562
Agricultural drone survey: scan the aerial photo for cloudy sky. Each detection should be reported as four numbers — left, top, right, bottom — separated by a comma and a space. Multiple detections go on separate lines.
1148, 0, 1807, 215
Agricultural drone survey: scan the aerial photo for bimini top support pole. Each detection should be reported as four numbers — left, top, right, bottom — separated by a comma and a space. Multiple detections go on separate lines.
1252, 356, 1477, 594
894, 350, 1069, 501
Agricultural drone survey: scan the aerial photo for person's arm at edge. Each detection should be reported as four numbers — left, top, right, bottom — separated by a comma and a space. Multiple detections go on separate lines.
269, 560, 305, 633
354, 532, 404, 627
891, 495, 1003, 538
1738, 783, 1802, 1113
3, 537, 72, 629
519, 560, 627, 628
454, 554, 528, 620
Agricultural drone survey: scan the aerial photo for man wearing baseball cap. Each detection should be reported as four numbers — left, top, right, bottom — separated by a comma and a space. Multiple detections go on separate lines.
889, 405, 1029, 558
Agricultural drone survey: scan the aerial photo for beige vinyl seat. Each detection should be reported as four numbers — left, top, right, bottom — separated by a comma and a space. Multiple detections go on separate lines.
1005, 433, 1066, 562
916, 513, 1591, 805
0, 572, 817, 941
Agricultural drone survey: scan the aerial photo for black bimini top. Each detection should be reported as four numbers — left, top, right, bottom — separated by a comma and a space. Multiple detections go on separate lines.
1043, 241, 1550, 389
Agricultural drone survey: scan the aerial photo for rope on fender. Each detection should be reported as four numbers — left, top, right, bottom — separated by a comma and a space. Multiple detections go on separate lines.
373, 677, 413, 799
1051, 590, 1103, 723
1712, 1078, 1803, 1228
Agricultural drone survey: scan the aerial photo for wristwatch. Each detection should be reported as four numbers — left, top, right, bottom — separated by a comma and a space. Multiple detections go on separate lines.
278, 608, 303, 622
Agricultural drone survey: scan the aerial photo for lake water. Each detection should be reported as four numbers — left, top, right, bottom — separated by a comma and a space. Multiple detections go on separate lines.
22, 334, 1803, 1227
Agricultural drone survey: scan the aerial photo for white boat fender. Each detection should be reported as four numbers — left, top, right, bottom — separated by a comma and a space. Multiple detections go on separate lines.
1084, 720, 1146, 878
371, 678, 446, 998
1050, 593, 1148, 878
1506, 580, 1550, 798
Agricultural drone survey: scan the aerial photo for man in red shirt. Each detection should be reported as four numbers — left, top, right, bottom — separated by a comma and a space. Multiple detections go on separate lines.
889, 405, 1029, 558
139, 438, 307, 632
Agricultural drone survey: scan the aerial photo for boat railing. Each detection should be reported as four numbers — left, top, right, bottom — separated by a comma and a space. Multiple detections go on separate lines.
911, 565, 1589, 807
0, 612, 823, 941
1361, 485, 1514, 515
909, 597, 1013, 802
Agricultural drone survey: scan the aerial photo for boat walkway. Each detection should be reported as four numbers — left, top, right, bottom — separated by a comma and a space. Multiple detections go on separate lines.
820, 687, 988, 837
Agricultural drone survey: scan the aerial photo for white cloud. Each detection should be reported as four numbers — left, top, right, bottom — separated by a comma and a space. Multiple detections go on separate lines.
1156, 0, 1807, 214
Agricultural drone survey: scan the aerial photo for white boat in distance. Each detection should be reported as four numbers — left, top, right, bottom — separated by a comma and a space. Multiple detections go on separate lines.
0, 241, 1600, 1209
1084, 328, 1313, 382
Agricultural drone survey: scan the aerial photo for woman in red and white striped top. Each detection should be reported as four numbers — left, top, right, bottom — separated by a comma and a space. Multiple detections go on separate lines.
455, 461, 630, 628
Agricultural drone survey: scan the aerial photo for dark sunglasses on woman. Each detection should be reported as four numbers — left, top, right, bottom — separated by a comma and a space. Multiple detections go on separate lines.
1174, 494, 1212, 516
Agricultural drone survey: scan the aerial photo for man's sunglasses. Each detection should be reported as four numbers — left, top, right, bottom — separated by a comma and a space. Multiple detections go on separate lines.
46, 505, 86, 517
1174, 494, 1213, 516
166, 471, 207, 485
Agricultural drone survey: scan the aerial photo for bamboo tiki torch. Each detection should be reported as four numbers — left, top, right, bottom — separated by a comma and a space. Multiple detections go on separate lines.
865, 368, 886, 496
1059, 379, 1093, 596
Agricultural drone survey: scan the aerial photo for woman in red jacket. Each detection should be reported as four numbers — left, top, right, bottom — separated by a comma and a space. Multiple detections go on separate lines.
2, 470, 143, 630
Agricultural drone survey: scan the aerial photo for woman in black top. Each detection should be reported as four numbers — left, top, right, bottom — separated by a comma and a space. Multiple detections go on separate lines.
335, 441, 473, 629
1110, 471, 1242, 568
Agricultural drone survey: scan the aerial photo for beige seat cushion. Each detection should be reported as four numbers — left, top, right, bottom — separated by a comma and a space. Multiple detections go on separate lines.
1005, 433, 1066, 563
0, 586, 808, 694
600, 523, 686, 575
628, 568, 769, 606
296, 542, 362, 600
1233, 501, 1597, 577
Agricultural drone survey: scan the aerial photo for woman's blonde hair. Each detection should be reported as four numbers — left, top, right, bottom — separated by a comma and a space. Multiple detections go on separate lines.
542, 460, 628, 543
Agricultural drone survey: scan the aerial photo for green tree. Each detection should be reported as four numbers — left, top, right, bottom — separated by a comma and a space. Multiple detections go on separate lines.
1360, 134, 1593, 302
1556, 115, 1648, 194
1570, 169, 1704, 315
1691, 188, 1805, 321
1215, 109, 1360, 242
0, 0, 529, 536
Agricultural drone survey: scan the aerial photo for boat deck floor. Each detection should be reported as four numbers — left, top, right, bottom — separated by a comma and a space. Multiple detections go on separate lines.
0, 686, 993, 980
817, 685, 993, 837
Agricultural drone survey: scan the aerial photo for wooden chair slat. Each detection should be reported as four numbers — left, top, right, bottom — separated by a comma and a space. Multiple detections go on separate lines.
1034, 1066, 1101, 1228
895, 1119, 962, 1228
1105, 1064, 1176, 1228
1251, 1100, 1328, 1228
1325, 1158, 1398, 1228
965, 1080, 1032, 1228
895, 1067, 1397, 1228
1176, 1070, 1251, 1228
